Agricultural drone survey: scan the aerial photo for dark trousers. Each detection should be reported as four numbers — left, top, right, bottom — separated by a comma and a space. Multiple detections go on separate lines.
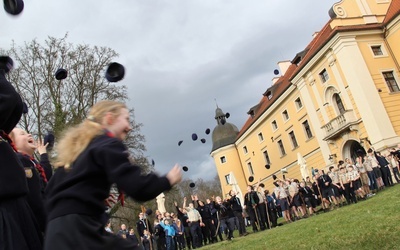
267, 207, 278, 227
189, 222, 202, 248
155, 235, 166, 250
343, 183, 357, 204
367, 171, 378, 191
183, 226, 191, 249
201, 218, 216, 244
165, 236, 175, 250
246, 206, 258, 232
381, 166, 393, 186
233, 210, 247, 235
220, 217, 235, 239
256, 203, 268, 230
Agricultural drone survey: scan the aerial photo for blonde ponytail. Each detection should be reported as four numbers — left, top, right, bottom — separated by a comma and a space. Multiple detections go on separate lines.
54, 100, 127, 168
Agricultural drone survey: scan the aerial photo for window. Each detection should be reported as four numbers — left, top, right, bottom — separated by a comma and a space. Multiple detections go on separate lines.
319, 69, 329, 83
289, 131, 298, 148
277, 140, 286, 156
263, 150, 271, 165
302, 120, 313, 139
282, 110, 289, 121
383, 71, 400, 92
295, 97, 303, 110
334, 94, 346, 114
225, 174, 230, 185
371, 45, 383, 56
258, 132, 264, 142
266, 91, 273, 100
272, 120, 278, 130
243, 146, 248, 154
247, 162, 254, 175
220, 156, 226, 163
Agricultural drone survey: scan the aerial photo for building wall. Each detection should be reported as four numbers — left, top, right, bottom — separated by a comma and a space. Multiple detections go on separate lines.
211, 0, 400, 195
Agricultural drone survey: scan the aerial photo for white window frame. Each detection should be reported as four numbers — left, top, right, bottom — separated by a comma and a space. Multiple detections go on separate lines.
294, 97, 303, 111
369, 43, 387, 58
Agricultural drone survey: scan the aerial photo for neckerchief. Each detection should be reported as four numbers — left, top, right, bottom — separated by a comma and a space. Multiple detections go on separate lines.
104, 130, 125, 206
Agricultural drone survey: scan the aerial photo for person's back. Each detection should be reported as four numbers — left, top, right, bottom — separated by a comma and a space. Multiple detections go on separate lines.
44, 100, 182, 250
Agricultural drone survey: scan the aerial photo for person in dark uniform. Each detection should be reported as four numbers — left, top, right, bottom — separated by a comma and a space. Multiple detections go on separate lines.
44, 100, 182, 250
228, 190, 248, 236
9, 127, 53, 232
0, 56, 43, 250
193, 195, 217, 244
243, 185, 260, 233
137, 212, 153, 239
174, 201, 192, 249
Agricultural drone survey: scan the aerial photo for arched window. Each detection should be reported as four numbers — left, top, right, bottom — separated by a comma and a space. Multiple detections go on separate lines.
334, 93, 345, 114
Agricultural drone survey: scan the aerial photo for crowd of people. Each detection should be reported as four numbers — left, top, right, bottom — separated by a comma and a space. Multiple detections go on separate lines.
1, 57, 400, 250
105, 146, 400, 250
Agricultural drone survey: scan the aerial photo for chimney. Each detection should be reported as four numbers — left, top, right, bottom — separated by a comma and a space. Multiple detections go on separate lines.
277, 60, 291, 76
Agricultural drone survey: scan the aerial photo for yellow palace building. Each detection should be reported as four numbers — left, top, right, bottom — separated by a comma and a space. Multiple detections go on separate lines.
210, 0, 400, 199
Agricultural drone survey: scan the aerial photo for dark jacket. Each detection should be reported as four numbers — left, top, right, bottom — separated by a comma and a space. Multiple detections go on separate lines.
229, 195, 243, 212
45, 134, 172, 222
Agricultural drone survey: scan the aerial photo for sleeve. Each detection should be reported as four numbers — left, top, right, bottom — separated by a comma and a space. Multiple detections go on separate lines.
98, 139, 171, 202
40, 153, 53, 180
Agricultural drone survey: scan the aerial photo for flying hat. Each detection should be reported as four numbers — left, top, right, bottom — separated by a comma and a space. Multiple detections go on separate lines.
205, 128, 210, 135
0, 56, 13, 73
225, 112, 230, 118
145, 208, 153, 216
265, 164, 270, 169
151, 159, 155, 167
182, 166, 188, 172
248, 176, 254, 182
43, 131, 55, 151
189, 182, 195, 188
191, 133, 198, 141
178, 140, 183, 146
22, 102, 28, 114
272, 174, 277, 180
200, 138, 206, 143
55, 68, 68, 80
3, 0, 24, 15
105, 62, 125, 82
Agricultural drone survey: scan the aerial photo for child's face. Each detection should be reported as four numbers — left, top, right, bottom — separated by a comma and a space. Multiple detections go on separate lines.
106, 108, 132, 140
11, 128, 36, 154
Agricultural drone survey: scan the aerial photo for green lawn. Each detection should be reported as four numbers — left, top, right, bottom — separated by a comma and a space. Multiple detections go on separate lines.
202, 184, 400, 250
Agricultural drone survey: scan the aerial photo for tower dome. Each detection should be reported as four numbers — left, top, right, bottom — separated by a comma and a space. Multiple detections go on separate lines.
211, 107, 239, 152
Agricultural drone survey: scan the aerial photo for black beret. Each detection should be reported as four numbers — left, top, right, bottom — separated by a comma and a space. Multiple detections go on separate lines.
55, 68, 68, 80
4, 0, 24, 15
105, 62, 125, 82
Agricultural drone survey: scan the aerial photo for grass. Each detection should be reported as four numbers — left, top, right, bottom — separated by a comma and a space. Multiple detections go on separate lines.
201, 184, 400, 250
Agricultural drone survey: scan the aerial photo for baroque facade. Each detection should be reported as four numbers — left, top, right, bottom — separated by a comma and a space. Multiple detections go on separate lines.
211, 0, 400, 199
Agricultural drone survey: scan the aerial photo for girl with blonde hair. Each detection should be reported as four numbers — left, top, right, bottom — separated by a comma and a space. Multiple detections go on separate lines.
45, 100, 182, 250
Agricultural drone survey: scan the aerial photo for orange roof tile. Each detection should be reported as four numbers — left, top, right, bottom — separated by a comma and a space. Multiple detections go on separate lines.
383, 0, 400, 24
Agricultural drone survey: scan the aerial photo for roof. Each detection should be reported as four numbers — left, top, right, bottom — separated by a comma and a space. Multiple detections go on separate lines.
383, 0, 400, 25
236, 63, 297, 138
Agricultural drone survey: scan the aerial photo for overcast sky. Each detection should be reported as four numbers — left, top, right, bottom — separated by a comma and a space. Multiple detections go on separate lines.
1, 0, 338, 180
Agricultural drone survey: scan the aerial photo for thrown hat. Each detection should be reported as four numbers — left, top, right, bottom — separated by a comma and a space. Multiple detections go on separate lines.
182, 166, 188, 172
22, 102, 28, 114
0, 56, 13, 73
225, 112, 230, 118
145, 208, 153, 216
43, 131, 55, 151
272, 174, 277, 180
105, 62, 125, 82
4, 0, 24, 15
151, 159, 155, 167
191, 133, 198, 141
248, 176, 254, 182
178, 140, 183, 146
205, 128, 210, 135
189, 182, 195, 188
265, 164, 270, 169
200, 138, 206, 143
55, 68, 68, 80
